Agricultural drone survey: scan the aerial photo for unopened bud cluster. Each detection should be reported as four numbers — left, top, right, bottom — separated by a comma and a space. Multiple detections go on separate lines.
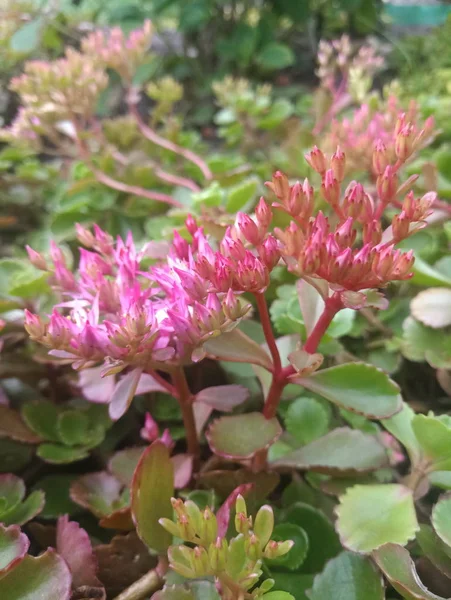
271, 144, 434, 296
159, 495, 293, 599
329, 96, 435, 178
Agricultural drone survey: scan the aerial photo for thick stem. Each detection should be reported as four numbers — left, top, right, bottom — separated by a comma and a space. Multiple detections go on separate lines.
128, 97, 213, 181
112, 567, 162, 600
171, 367, 200, 462
254, 293, 281, 374
303, 292, 343, 354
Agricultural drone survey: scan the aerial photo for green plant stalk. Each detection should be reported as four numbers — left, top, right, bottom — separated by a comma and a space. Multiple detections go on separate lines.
171, 367, 200, 463
112, 558, 167, 600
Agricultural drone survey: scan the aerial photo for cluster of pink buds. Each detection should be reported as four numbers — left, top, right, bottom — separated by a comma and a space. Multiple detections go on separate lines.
24, 220, 250, 375
81, 20, 153, 81
328, 97, 435, 178
316, 34, 384, 94
271, 145, 435, 297
181, 199, 280, 296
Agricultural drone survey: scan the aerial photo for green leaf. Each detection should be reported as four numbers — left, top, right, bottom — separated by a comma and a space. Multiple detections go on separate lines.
373, 543, 446, 600
256, 43, 295, 70
432, 494, 451, 550
37, 444, 89, 464
401, 317, 451, 368
282, 503, 341, 573
226, 177, 259, 212
271, 573, 314, 599
206, 413, 282, 459
263, 593, 295, 600
70, 472, 124, 518
382, 402, 422, 465
272, 428, 388, 474
267, 523, 309, 570
284, 398, 330, 445
336, 484, 418, 553
204, 329, 273, 370
258, 99, 294, 129
21, 401, 60, 443
307, 551, 384, 600
416, 524, 451, 579
412, 256, 451, 288
131, 440, 174, 554
296, 362, 402, 419
429, 472, 451, 490
8, 271, 49, 298
57, 411, 91, 446
1, 491, 45, 526
33, 475, 81, 520
9, 18, 43, 53
108, 447, 144, 487
0, 549, 71, 600
0, 524, 29, 574
0, 475, 25, 516
412, 414, 451, 471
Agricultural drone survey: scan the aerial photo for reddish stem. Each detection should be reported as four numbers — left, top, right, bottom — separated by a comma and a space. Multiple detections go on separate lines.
154, 166, 200, 192
254, 293, 281, 374
148, 369, 178, 397
171, 367, 200, 463
74, 128, 182, 207
303, 292, 343, 354
128, 97, 213, 181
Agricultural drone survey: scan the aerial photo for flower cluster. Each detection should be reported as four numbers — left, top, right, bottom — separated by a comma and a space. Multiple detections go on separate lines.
271, 145, 435, 297
328, 96, 435, 178
81, 19, 153, 81
317, 34, 384, 95
159, 494, 292, 599
24, 219, 251, 375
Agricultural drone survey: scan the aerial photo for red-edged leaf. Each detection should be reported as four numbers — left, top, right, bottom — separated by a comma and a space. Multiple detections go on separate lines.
70, 472, 124, 518
0, 406, 42, 443
195, 385, 249, 411
56, 515, 100, 588
0, 549, 72, 599
109, 368, 143, 420
0, 524, 29, 574
131, 441, 174, 553
216, 483, 254, 537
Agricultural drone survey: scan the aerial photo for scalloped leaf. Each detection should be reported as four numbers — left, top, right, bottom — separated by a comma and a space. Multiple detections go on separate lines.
282, 503, 341, 573
0, 406, 41, 444
307, 551, 384, 600
1, 490, 45, 526
21, 400, 60, 442
267, 523, 308, 571
204, 329, 273, 370
401, 317, 451, 368
108, 447, 144, 488
0, 524, 29, 574
56, 411, 91, 446
206, 412, 282, 459
412, 414, 451, 471
56, 515, 100, 588
37, 443, 90, 464
373, 543, 446, 600
272, 428, 388, 475
295, 363, 402, 419
416, 524, 451, 579
432, 494, 451, 549
0, 475, 25, 515
131, 441, 173, 554
382, 402, 422, 465
195, 385, 249, 411
284, 397, 330, 445
70, 472, 124, 518
0, 549, 72, 600
411, 288, 451, 329
336, 484, 418, 553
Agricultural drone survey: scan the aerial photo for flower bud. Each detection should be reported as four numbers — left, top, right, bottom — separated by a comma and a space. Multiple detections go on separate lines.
75, 223, 95, 248
185, 214, 198, 236
372, 140, 389, 176
395, 123, 415, 162
305, 146, 327, 175
245, 534, 262, 561
253, 505, 274, 549
266, 171, 290, 201
258, 236, 280, 270
168, 545, 196, 579
264, 539, 294, 560
209, 537, 228, 572
321, 169, 340, 208
24, 310, 46, 341
255, 197, 272, 231
331, 146, 346, 182
236, 213, 262, 246
377, 166, 398, 204
26, 245, 48, 270
192, 546, 210, 577
201, 507, 218, 546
